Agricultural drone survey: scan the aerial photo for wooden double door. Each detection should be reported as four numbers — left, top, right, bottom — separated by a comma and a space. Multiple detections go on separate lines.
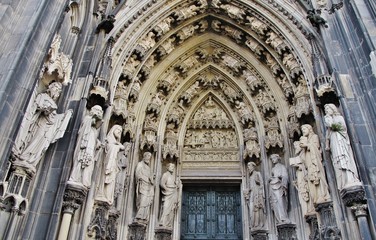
181, 185, 242, 240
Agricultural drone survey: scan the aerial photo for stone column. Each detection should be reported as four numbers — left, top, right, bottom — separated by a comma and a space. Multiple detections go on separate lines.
315, 201, 341, 239
305, 214, 319, 240
57, 185, 87, 240
351, 204, 372, 240
277, 223, 297, 240
341, 185, 372, 240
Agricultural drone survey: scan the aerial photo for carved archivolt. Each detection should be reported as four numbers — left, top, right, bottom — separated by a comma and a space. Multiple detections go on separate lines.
109, 1, 315, 160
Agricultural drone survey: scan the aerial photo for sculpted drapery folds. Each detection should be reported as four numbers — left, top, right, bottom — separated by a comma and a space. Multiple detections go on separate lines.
68, 105, 103, 189
159, 163, 179, 228
95, 125, 125, 205
11, 82, 72, 172
324, 104, 362, 190
299, 124, 331, 204
245, 162, 266, 230
134, 152, 155, 224
290, 141, 315, 216
269, 154, 290, 225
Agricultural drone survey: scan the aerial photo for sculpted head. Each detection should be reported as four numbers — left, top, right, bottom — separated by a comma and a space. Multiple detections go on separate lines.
301, 124, 313, 137
47, 81, 63, 101
324, 104, 339, 116
109, 124, 122, 140
270, 154, 281, 164
247, 161, 256, 173
90, 105, 104, 120
167, 163, 175, 173
143, 152, 152, 164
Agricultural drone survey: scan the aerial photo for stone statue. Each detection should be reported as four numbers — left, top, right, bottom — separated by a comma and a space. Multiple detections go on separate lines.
269, 154, 290, 224
134, 152, 155, 224
68, 105, 103, 189
290, 141, 314, 216
11, 82, 72, 172
235, 100, 252, 125
244, 162, 266, 230
299, 124, 330, 204
95, 125, 125, 205
324, 104, 362, 190
159, 163, 179, 228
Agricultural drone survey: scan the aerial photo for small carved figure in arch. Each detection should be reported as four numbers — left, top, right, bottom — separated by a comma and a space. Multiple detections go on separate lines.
246, 16, 269, 36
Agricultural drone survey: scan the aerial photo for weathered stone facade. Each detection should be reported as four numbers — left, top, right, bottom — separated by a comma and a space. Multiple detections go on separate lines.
0, 0, 375, 239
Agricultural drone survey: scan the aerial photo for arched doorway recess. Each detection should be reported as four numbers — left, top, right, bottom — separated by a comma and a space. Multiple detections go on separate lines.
105, 1, 321, 239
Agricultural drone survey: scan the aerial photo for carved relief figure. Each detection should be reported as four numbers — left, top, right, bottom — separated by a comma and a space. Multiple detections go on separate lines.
220, 4, 246, 20
324, 104, 362, 190
222, 25, 243, 42
243, 127, 260, 159
135, 32, 156, 57
122, 55, 140, 79
290, 141, 314, 216
179, 81, 200, 105
113, 80, 128, 118
299, 124, 330, 203
265, 31, 288, 55
235, 100, 252, 125
174, 5, 199, 21
269, 154, 290, 224
177, 25, 199, 43
243, 69, 261, 91
68, 105, 103, 188
95, 125, 125, 205
134, 152, 155, 224
12, 82, 72, 171
246, 16, 268, 35
245, 37, 263, 56
147, 91, 164, 114
282, 53, 300, 74
245, 162, 266, 230
154, 17, 174, 37
159, 163, 179, 228
129, 78, 141, 101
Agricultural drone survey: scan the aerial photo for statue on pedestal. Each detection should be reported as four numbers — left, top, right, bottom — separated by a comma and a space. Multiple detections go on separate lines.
68, 105, 103, 189
158, 163, 179, 228
95, 125, 125, 205
269, 154, 290, 224
134, 152, 154, 224
299, 124, 330, 203
290, 141, 315, 216
244, 162, 266, 230
12, 82, 72, 172
324, 104, 362, 190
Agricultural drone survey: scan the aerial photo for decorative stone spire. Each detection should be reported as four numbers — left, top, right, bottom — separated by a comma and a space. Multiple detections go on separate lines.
90, 37, 115, 106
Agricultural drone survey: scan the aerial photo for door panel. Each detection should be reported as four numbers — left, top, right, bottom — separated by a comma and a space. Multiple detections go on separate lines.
181, 186, 242, 240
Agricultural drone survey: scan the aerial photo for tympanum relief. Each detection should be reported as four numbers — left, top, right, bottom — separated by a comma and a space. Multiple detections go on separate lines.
182, 97, 239, 169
